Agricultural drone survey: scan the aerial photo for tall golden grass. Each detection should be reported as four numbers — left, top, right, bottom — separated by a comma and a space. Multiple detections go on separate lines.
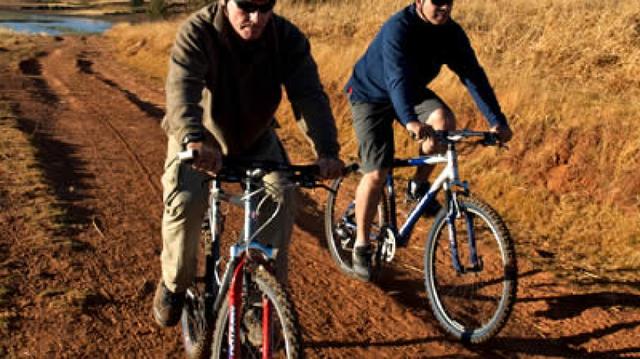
106, 0, 640, 280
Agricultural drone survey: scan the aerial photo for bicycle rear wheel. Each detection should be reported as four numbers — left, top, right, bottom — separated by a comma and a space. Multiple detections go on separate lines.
211, 265, 301, 358
424, 195, 517, 344
324, 168, 387, 278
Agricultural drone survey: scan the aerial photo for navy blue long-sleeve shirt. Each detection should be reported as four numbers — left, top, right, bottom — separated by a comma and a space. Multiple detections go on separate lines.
346, 4, 507, 128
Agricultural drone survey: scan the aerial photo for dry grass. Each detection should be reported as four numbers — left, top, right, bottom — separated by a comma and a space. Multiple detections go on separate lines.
105, 0, 640, 281
105, 20, 180, 83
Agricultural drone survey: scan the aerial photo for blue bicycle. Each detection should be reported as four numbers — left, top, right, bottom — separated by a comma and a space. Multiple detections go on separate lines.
325, 129, 517, 344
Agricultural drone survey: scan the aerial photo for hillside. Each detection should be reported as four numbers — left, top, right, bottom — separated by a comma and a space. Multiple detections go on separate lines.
107, 0, 640, 281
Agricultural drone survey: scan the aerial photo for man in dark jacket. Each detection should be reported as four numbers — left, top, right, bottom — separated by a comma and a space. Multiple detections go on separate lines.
153, 0, 343, 327
346, 0, 513, 281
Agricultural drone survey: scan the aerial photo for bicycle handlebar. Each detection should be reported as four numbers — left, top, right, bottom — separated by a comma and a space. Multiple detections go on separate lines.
177, 148, 321, 188
408, 129, 501, 146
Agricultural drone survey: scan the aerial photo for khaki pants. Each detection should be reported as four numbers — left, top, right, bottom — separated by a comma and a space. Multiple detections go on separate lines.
160, 131, 296, 293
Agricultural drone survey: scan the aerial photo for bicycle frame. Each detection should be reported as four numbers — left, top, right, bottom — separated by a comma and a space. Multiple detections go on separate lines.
381, 140, 479, 274
205, 172, 279, 358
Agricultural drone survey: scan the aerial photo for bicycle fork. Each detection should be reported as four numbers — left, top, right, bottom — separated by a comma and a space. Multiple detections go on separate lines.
445, 190, 482, 274
227, 256, 274, 359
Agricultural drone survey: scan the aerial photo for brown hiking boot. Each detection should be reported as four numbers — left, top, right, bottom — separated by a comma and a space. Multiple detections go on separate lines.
152, 280, 184, 328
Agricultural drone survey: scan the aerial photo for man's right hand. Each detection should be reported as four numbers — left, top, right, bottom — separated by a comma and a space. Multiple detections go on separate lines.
186, 141, 222, 176
490, 123, 513, 143
405, 120, 434, 141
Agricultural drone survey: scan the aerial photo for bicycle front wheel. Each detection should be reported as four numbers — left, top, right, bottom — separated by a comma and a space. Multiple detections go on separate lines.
181, 228, 216, 359
324, 167, 387, 277
211, 266, 301, 358
181, 287, 212, 359
424, 195, 517, 344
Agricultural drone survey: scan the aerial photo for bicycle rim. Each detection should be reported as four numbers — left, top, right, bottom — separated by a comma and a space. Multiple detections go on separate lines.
424, 196, 517, 343
211, 266, 301, 358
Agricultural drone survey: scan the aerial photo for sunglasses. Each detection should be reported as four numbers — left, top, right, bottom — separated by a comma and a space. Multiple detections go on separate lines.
233, 0, 275, 13
431, 0, 453, 6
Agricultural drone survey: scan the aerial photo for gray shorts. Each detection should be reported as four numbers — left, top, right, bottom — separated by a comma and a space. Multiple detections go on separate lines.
350, 91, 449, 173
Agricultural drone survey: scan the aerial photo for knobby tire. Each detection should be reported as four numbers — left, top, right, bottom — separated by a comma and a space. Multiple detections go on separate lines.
211, 266, 302, 358
424, 195, 517, 344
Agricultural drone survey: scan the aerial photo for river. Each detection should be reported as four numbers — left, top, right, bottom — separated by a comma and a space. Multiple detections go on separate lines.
0, 10, 112, 35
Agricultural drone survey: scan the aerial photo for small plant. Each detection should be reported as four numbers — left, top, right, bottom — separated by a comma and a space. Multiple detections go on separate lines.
130, 0, 144, 7
147, 0, 167, 19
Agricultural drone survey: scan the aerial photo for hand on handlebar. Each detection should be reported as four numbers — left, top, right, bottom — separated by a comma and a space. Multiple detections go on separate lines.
405, 120, 434, 141
186, 141, 222, 176
315, 157, 345, 180
490, 123, 513, 144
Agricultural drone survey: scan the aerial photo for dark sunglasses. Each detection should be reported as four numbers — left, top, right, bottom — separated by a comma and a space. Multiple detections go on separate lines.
431, 0, 453, 6
233, 0, 275, 13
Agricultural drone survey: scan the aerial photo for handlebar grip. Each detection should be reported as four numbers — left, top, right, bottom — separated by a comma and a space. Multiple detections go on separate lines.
482, 133, 499, 146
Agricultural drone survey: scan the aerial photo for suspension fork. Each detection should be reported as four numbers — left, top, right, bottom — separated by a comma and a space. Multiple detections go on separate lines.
463, 207, 481, 271
444, 189, 464, 273
228, 256, 246, 359
445, 189, 481, 274
262, 292, 272, 359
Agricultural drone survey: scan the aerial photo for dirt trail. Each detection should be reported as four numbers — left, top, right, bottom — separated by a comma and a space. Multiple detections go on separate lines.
2, 36, 639, 358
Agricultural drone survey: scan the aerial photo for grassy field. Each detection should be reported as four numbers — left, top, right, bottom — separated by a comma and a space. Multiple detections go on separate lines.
71, 0, 640, 281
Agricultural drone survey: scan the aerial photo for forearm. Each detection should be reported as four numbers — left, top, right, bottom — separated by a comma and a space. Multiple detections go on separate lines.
461, 68, 507, 128
163, 71, 204, 143
291, 94, 340, 158
163, 28, 209, 143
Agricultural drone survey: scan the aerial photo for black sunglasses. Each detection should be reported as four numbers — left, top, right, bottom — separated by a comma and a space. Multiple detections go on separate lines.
233, 0, 275, 13
431, 0, 453, 6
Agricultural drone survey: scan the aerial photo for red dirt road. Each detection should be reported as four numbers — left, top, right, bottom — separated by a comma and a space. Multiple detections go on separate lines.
1, 36, 639, 358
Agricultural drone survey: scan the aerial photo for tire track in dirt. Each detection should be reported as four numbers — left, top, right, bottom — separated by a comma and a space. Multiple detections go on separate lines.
7, 37, 179, 356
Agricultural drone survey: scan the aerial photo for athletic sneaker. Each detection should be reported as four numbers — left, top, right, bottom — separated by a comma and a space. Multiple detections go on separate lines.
351, 244, 372, 281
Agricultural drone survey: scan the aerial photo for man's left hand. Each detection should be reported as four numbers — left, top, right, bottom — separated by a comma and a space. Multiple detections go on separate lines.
315, 157, 345, 179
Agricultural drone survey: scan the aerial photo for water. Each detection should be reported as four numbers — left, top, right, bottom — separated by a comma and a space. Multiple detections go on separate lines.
0, 11, 112, 35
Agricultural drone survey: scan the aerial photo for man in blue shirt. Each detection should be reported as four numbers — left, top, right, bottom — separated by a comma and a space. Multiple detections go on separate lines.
346, 0, 513, 281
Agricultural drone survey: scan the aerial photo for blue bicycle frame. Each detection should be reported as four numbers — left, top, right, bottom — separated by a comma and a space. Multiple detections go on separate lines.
380, 139, 481, 274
